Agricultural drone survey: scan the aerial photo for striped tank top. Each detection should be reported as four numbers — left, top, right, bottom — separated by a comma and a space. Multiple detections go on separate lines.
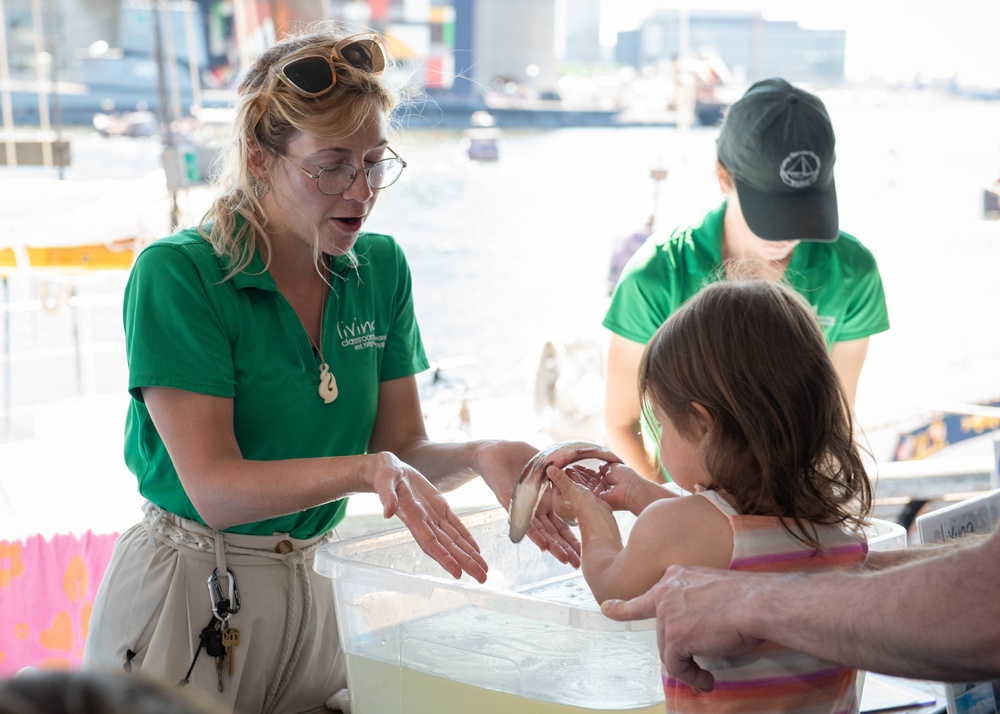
662, 489, 868, 714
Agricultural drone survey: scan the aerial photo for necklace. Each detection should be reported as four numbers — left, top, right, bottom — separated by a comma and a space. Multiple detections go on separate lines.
306, 286, 337, 404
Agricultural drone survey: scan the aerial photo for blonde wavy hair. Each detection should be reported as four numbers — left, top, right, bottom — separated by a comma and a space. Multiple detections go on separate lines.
199, 22, 400, 278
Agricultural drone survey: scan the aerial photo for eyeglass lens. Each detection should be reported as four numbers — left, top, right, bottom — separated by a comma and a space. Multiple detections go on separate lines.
317, 159, 404, 194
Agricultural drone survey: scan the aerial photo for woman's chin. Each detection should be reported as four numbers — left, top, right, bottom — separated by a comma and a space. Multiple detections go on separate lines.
323, 230, 362, 255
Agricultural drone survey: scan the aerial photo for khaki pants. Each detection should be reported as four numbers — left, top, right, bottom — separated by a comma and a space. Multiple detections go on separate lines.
83, 503, 345, 714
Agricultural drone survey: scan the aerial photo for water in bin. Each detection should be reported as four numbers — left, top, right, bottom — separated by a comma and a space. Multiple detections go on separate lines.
315, 508, 906, 713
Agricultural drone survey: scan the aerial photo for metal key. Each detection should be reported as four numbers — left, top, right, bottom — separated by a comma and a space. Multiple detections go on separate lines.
215, 649, 225, 692
203, 626, 226, 692
222, 625, 240, 677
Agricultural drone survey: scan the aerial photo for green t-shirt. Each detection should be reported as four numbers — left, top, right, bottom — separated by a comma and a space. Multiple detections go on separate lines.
603, 203, 890, 480
603, 203, 890, 348
123, 228, 429, 538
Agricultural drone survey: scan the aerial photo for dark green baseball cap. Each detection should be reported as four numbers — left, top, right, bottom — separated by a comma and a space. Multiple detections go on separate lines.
717, 78, 838, 242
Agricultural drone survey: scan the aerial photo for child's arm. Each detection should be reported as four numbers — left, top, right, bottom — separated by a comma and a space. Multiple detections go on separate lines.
547, 466, 733, 603
547, 465, 623, 587
597, 462, 681, 515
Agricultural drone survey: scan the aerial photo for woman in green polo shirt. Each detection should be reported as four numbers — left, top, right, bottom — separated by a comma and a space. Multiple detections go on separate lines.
82, 25, 578, 713
604, 78, 890, 482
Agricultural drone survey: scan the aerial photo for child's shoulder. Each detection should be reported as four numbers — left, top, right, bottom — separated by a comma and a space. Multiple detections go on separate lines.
630, 492, 734, 569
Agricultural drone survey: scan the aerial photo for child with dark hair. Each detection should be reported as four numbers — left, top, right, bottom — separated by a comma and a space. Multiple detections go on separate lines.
548, 276, 873, 713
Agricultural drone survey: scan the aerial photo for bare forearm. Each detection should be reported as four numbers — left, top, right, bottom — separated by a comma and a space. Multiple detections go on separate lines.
863, 534, 988, 571
186, 445, 481, 531
628, 478, 680, 514
145, 386, 378, 529
186, 453, 375, 530
830, 338, 868, 406
393, 438, 544, 511
576, 504, 625, 602
392, 439, 481, 492
748, 538, 1000, 680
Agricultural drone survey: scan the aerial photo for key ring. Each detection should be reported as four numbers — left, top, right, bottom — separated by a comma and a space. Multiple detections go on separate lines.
208, 567, 241, 621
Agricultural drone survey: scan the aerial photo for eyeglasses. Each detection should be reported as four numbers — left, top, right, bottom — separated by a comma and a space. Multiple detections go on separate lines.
276, 33, 388, 98
279, 147, 407, 194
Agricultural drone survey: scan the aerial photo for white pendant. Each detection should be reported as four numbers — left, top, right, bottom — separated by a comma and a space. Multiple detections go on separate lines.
318, 362, 338, 404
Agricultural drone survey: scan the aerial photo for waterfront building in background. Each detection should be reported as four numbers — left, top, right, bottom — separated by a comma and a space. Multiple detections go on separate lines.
560, 0, 602, 65
469, 0, 558, 98
3, 0, 846, 129
615, 10, 846, 85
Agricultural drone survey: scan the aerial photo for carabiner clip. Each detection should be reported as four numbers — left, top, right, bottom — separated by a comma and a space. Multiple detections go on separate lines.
207, 566, 241, 621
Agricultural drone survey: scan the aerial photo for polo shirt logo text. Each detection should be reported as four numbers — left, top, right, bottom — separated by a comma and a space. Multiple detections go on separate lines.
337, 318, 387, 350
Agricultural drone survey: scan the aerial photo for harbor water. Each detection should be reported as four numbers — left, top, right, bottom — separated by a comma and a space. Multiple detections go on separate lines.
3, 87, 1000, 537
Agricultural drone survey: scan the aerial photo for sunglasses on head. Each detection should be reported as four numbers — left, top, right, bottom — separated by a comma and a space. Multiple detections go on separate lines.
276, 32, 388, 97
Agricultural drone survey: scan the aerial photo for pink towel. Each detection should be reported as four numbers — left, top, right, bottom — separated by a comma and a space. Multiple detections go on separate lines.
0, 531, 118, 674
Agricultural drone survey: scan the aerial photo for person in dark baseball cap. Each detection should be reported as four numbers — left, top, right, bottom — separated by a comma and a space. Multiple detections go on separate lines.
717, 77, 838, 242
602, 77, 889, 483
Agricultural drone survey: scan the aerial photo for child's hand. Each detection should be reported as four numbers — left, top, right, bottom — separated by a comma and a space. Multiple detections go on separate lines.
593, 463, 675, 514
595, 463, 643, 511
563, 463, 603, 491
546, 464, 611, 523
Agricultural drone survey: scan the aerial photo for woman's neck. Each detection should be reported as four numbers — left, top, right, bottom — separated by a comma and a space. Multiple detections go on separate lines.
721, 203, 795, 275
258, 239, 330, 342
279, 271, 329, 347
260, 236, 328, 289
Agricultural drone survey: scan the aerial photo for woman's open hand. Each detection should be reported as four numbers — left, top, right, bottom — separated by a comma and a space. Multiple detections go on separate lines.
370, 452, 488, 583
473, 440, 583, 567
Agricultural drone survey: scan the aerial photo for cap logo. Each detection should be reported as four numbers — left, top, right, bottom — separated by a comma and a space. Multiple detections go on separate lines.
779, 150, 821, 188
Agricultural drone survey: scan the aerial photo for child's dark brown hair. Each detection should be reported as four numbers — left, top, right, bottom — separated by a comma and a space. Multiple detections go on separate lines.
639, 273, 873, 549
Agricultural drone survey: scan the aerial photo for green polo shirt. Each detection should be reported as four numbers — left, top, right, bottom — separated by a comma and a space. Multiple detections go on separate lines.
603, 203, 890, 348
123, 227, 429, 538
604, 203, 889, 481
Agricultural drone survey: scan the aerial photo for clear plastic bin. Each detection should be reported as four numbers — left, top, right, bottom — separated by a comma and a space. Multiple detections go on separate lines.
866, 516, 907, 551
315, 506, 906, 713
